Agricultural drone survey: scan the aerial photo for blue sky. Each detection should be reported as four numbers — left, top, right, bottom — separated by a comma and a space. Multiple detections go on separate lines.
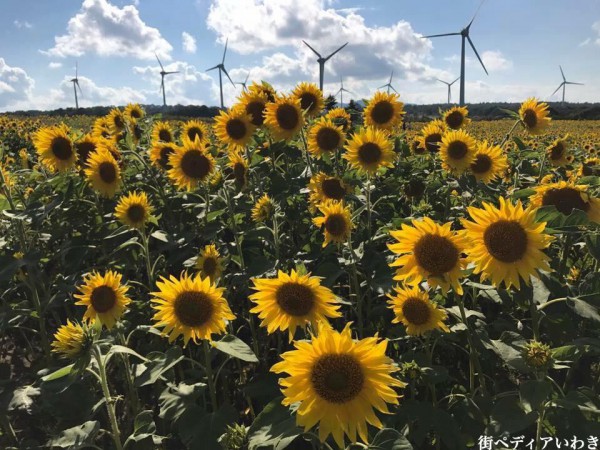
1, 0, 599, 111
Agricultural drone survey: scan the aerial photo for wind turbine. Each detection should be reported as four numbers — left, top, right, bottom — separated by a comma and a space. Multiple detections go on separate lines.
70, 62, 82, 109
302, 40, 348, 92
378, 71, 398, 94
551, 66, 583, 103
155, 54, 179, 107
206, 38, 236, 109
335, 76, 352, 106
422, 0, 488, 106
437, 77, 460, 104
236, 71, 250, 92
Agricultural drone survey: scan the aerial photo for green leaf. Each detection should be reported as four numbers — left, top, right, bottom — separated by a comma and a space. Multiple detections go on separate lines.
568, 297, 600, 322
41, 364, 75, 382
178, 403, 238, 450
8, 385, 40, 412
585, 234, 600, 262
125, 410, 163, 445
134, 347, 184, 387
212, 334, 258, 362
520, 380, 552, 413
511, 188, 536, 199
159, 382, 206, 422
150, 230, 169, 242
247, 398, 302, 450
487, 397, 537, 435
369, 428, 413, 450
105, 345, 147, 365
531, 276, 550, 305
47, 421, 100, 449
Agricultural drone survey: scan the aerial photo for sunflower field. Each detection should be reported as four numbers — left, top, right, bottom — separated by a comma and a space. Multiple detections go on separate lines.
1, 83, 600, 450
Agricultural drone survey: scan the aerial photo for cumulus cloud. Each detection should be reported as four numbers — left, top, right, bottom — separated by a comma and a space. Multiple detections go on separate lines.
48, 62, 63, 69
0, 58, 35, 109
182, 32, 197, 54
45, 0, 172, 60
14, 20, 33, 29
57, 75, 147, 107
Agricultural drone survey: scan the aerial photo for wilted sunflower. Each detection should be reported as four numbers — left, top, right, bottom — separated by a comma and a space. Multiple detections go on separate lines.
228, 151, 248, 189
33, 124, 76, 172
74, 270, 131, 329
579, 157, 600, 177
152, 121, 175, 143
469, 140, 509, 184
344, 127, 395, 175
107, 108, 126, 134
251, 194, 275, 222
124, 103, 145, 122
264, 95, 304, 141
271, 323, 404, 448
530, 181, 600, 223
292, 82, 324, 117
149, 142, 180, 170
167, 141, 215, 191
388, 218, 466, 294
312, 201, 353, 247
418, 121, 446, 153
151, 272, 235, 346
363, 91, 405, 130
237, 89, 268, 127
114, 191, 153, 229
519, 98, 551, 135
546, 135, 570, 167
442, 106, 471, 130
307, 118, 345, 158
181, 119, 209, 146
74, 134, 99, 168
387, 285, 449, 336
250, 269, 341, 339
308, 172, 348, 212
84, 149, 121, 198
196, 245, 224, 282
439, 129, 477, 174
51, 320, 93, 359
461, 197, 553, 289
213, 107, 256, 150
326, 108, 352, 132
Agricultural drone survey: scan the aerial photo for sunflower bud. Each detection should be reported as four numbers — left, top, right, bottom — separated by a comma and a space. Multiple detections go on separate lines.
218, 423, 248, 450
523, 340, 553, 371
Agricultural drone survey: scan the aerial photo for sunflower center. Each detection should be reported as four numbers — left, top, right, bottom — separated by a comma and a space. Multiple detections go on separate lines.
582, 161, 597, 177
159, 146, 174, 169
187, 127, 203, 142
202, 257, 218, 277
174, 291, 214, 327
99, 162, 117, 183
126, 204, 146, 223
246, 101, 265, 127
316, 127, 341, 151
76, 142, 96, 164
51, 137, 73, 160
275, 282, 315, 316
90, 285, 117, 313
158, 129, 172, 142
413, 234, 459, 276
233, 162, 246, 182
522, 109, 537, 129
402, 297, 431, 325
412, 139, 425, 154
445, 111, 464, 129
311, 354, 364, 404
425, 133, 442, 152
299, 93, 318, 113
181, 150, 211, 179
131, 109, 142, 119
358, 143, 382, 164
276, 104, 300, 130
114, 116, 125, 129
549, 143, 564, 160
541, 187, 590, 215
471, 154, 492, 174
483, 220, 528, 263
447, 141, 468, 160
371, 101, 394, 125
321, 178, 346, 200
324, 213, 348, 237
226, 119, 248, 140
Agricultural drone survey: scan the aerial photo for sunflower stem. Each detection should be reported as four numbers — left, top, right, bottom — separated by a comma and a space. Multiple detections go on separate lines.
346, 234, 364, 337
204, 184, 211, 227
118, 332, 140, 417
499, 119, 520, 149
300, 127, 314, 176
535, 404, 545, 450
139, 228, 154, 289
93, 345, 123, 450
457, 297, 487, 396
272, 211, 281, 266
365, 175, 372, 241
559, 233, 573, 280
203, 340, 218, 412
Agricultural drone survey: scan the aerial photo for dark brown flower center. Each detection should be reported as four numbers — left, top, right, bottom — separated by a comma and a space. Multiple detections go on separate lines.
226, 119, 248, 140
311, 354, 364, 403
174, 291, 214, 327
425, 133, 442, 153
324, 213, 347, 237
541, 187, 590, 215
113, 115, 125, 130
581, 161, 598, 177
99, 162, 117, 183
275, 282, 315, 316
299, 93, 319, 114
91, 285, 117, 313
126, 204, 146, 224
202, 257, 218, 277
51, 136, 73, 161
412, 139, 426, 154
471, 154, 492, 174
549, 142, 565, 160
130, 109, 142, 119
276, 104, 300, 130
445, 111, 464, 129
187, 127, 204, 142
246, 101, 265, 127
159, 146, 174, 169
321, 178, 346, 200
233, 162, 247, 185
75, 141, 96, 164
158, 129, 173, 142
522, 109, 537, 129
402, 297, 431, 325
447, 140, 468, 160
358, 143, 382, 164
316, 127, 341, 151
181, 150, 211, 179
413, 234, 459, 276
371, 101, 394, 125
483, 220, 528, 263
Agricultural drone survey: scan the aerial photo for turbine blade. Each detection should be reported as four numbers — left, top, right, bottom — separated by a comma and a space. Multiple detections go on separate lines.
75, 79, 82, 95
550, 83, 564, 97
390, 85, 399, 94
165, 71, 180, 75
244, 71, 250, 84
436, 78, 449, 85
155, 53, 165, 71
566, 82, 584, 85
378, 83, 388, 90
221, 66, 236, 87
559, 65, 566, 82
303, 40, 321, 58
467, 36, 488, 75
422, 32, 460, 39
222, 38, 228, 64
451, 76, 460, 85
324, 42, 348, 61
206, 65, 220, 72
389, 70, 394, 83
468, 0, 487, 28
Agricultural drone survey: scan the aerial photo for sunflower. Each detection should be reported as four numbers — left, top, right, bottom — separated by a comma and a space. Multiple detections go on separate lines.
196, 245, 224, 282
0, 163, 13, 189
149, 142, 180, 171
461, 197, 553, 289
579, 157, 600, 177
152, 121, 175, 143
546, 135, 570, 167
213, 107, 256, 150
388, 218, 466, 294
519, 98, 551, 135
312, 201, 353, 247
228, 151, 248, 189
442, 106, 471, 130
264, 95, 305, 141
33, 124, 76, 172
363, 91, 405, 130
271, 323, 404, 448
387, 285, 449, 336
469, 140, 509, 184
124, 103, 145, 122
249, 81, 276, 103
251, 194, 275, 222
308, 172, 349, 212
307, 118, 345, 158
530, 181, 600, 223
325, 108, 352, 132
439, 130, 477, 174
411, 138, 427, 155
418, 121, 446, 153
74, 134, 99, 168
92, 117, 112, 140
344, 127, 394, 175
107, 108, 126, 134
292, 82, 324, 117
237, 89, 268, 127
181, 120, 209, 146
114, 191, 153, 229
74, 270, 131, 329
167, 141, 215, 191
51, 320, 93, 360
84, 149, 121, 198
250, 269, 341, 339
151, 272, 235, 346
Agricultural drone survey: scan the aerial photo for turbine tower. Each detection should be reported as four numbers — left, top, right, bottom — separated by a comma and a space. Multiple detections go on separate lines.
378, 71, 398, 94
155, 54, 179, 107
70, 62, 82, 109
236, 71, 250, 92
335, 76, 352, 106
422, 0, 488, 106
206, 38, 236, 109
302, 40, 348, 92
437, 77, 460, 104
551, 66, 583, 103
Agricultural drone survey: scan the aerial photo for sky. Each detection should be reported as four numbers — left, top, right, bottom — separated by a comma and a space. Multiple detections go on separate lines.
1, 0, 599, 112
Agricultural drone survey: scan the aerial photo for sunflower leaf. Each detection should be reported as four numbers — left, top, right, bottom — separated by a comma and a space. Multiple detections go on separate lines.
46, 420, 100, 449
369, 428, 413, 450
212, 334, 258, 362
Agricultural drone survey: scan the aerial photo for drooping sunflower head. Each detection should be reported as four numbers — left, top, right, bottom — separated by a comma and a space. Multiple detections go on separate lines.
264, 95, 305, 141
124, 103, 145, 122
308, 172, 349, 212
439, 129, 477, 175
251, 194, 275, 223
344, 126, 395, 175
579, 157, 600, 177
442, 106, 471, 130
114, 191, 153, 229
325, 107, 352, 132
228, 151, 248, 190
181, 120, 210, 146
107, 108, 126, 134
312, 201, 353, 247
152, 120, 175, 143
167, 141, 215, 191
271, 323, 405, 448
151, 272, 235, 346
307, 117, 345, 158
250, 269, 341, 339
74, 270, 131, 329
149, 142, 180, 171
546, 135, 570, 167
213, 106, 256, 150
519, 98, 551, 135
84, 148, 121, 198
387, 285, 449, 336
292, 82, 324, 117
74, 134, 99, 168
388, 218, 466, 295
33, 124, 76, 172
461, 197, 553, 289
51, 320, 94, 360
363, 91, 405, 130
237, 89, 268, 127
195, 244, 224, 282
530, 181, 600, 223
418, 121, 446, 153
469, 140, 509, 184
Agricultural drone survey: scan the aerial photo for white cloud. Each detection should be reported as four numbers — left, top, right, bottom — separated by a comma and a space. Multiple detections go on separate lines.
14, 20, 33, 29
445, 50, 512, 73
0, 58, 35, 109
182, 32, 197, 54
48, 62, 63, 69
593, 20, 600, 46
579, 38, 591, 47
45, 0, 172, 60
57, 75, 147, 107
